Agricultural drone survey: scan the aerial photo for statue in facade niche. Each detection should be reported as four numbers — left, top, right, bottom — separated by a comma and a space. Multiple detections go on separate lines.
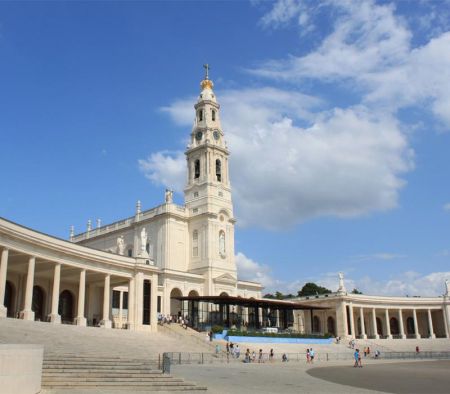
219, 231, 225, 256
140, 227, 149, 257
165, 189, 173, 203
116, 236, 125, 255
445, 279, 450, 296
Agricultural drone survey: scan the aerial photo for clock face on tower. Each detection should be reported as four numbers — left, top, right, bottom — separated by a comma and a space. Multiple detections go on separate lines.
213, 131, 220, 140
195, 131, 203, 141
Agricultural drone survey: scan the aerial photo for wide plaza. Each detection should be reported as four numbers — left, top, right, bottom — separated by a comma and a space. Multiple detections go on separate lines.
172, 359, 450, 394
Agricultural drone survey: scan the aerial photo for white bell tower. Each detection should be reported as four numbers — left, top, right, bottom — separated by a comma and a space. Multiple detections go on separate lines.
185, 65, 237, 294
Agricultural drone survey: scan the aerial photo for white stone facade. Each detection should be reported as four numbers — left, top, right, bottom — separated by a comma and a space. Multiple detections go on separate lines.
0, 70, 261, 331
292, 275, 450, 340
1, 70, 448, 341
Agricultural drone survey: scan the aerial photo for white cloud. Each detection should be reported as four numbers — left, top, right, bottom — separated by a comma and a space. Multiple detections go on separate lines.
253, 1, 450, 128
354, 271, 450, 297
280, 270, 449, 297
138, 151, 185, 193
259, 0, 302, 29
147, 88, 413, 229
443, 203, 450, 212
235, 252, 277, 290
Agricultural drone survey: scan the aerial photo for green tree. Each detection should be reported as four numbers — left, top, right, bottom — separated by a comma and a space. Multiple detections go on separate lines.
351, 288, 363, 294
297, 282, 332, 297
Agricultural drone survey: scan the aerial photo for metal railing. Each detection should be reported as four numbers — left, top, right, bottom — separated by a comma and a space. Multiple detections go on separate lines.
162, 351, 450, 365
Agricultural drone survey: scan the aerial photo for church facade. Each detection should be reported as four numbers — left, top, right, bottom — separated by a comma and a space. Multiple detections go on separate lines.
0, 69, 449, 340
0, 70, 261, 332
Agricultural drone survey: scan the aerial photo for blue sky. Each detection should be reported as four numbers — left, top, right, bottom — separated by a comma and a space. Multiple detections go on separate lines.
1, 1, 450, 296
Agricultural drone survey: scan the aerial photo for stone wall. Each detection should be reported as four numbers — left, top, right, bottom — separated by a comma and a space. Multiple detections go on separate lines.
0, 344, 43, 394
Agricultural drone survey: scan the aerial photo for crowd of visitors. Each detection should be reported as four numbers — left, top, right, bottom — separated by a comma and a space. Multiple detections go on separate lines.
157, 313, 190, 329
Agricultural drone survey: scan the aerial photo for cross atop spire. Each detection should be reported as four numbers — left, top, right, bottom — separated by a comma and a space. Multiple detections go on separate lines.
203, 63, 210, 80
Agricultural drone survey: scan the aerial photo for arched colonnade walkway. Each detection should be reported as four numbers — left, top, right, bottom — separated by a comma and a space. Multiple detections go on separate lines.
0, 217, 159, 331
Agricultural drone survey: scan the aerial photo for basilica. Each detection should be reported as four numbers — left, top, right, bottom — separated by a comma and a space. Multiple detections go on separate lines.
0, 69, 262, 332
0, 69, 449, 340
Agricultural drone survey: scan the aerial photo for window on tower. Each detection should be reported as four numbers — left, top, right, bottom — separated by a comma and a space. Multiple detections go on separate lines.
216, 159, 222, 182
198, 110, 203, 122
194, 159, 200, 179
212, 109, 216, 121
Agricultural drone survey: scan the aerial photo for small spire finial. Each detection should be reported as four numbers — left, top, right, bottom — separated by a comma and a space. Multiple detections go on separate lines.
96, 218, 101, 228
136, 200, 141, 215
203, 63, 210, 80
70, 225, 74, 241
87, 219, 92, 232
200, 64, 214, 90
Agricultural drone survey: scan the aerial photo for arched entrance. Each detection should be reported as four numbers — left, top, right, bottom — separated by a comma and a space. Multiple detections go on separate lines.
376, 317, 383, 336
390, 317, 399, 335
32, 286, 45, 321
170, 288, 182, 318
58, 290, 74, 323
406, 317, 415, 335
313, 315, 321, 333
327, 316, 336, 336
4, 280, 14, 317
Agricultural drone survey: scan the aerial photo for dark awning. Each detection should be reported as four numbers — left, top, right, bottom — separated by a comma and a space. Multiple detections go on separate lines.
175, 295, 328, 310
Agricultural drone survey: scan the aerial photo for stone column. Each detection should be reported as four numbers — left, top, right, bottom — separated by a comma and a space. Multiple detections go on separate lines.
335, 301, 348, 338
150, 274, 158, 332
413, 308, 421, 339
427, 309, 435, 339
75, 269, 87, 326
48, 263, 61, 323
0, 248, 9, 317
100, 274, 112, 328
127, 277, 135, 330
349, 303, 355, 338
118, 291, 124, 329
443, 307, 450, 339
360, 307, 367, 339
372, 308, 379, 339
398, 309, 406, 339
385, 309, 392, 339
21, 256, 36, 321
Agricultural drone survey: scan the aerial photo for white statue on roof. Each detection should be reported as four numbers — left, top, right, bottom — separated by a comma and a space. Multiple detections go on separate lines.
337, 272, 346, 294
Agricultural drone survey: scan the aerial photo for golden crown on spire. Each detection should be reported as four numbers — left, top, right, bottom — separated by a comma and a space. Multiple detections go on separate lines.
200, 63, 214, 90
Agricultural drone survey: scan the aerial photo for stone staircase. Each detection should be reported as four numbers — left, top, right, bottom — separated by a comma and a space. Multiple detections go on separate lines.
159, 323, 219, 353
41, 353, 207, 391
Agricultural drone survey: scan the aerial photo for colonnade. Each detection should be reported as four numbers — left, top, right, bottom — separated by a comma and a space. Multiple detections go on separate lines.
0, 247, 158, 331
344, 302, 449, 339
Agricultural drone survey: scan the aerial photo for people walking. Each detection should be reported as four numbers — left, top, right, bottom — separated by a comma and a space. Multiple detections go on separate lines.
269, 348, 274, 362
235, 344, 240, 359
353, 348, 359, 367
244, 348, 251, 363
306, 349, 310, 364
309, 348, 315, 364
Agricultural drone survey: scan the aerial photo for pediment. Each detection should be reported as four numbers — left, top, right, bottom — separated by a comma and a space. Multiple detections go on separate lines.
213, 273, 237, 285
